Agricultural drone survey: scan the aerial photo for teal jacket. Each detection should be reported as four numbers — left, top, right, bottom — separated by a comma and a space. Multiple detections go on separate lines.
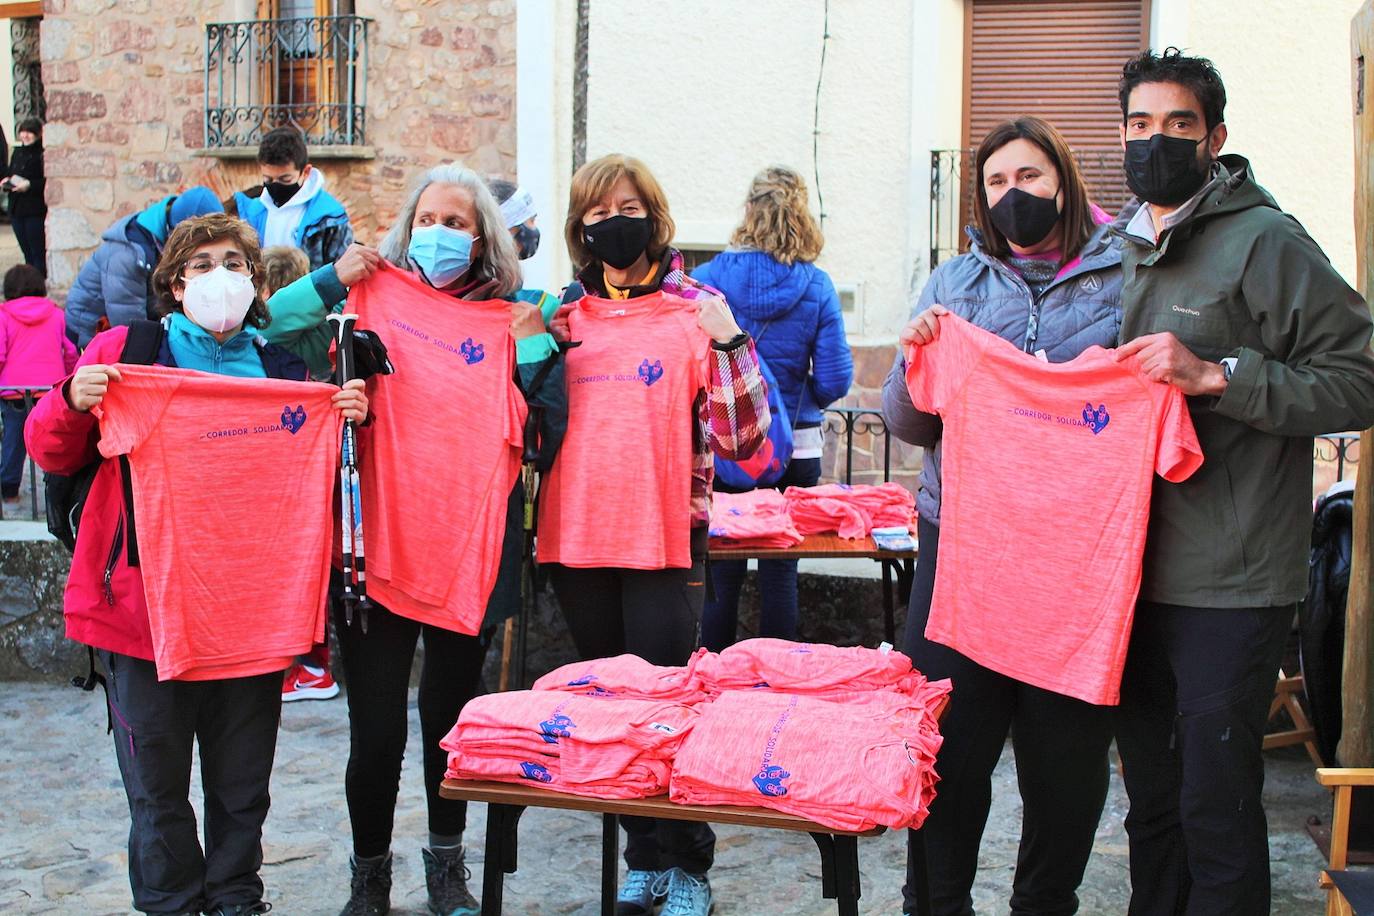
165, 312, 267, 377
1113, 154, 1374, 607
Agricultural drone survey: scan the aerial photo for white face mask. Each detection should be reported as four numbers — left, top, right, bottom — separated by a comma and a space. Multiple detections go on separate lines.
180, 266, 256, 333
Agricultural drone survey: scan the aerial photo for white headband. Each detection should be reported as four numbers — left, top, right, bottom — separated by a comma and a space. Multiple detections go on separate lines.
499, 187, 537, 229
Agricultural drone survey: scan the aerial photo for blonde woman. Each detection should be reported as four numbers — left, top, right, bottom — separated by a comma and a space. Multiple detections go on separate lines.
691, 165, 853, 651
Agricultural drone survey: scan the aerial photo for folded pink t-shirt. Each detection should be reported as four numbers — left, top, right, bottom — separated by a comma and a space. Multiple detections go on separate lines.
669, 689, 946, 831
783, 483, 916, 538
709, 489, 804, 549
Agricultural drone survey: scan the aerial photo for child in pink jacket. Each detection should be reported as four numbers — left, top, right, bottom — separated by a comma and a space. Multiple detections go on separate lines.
0, 264, 77, 506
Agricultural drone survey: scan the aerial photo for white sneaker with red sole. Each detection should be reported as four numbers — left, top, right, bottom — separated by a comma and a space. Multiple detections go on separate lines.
282, 664, 340, 702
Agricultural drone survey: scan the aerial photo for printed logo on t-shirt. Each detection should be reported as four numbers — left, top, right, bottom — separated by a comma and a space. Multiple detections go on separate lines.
1081, 402, 1110, 435
200, 405, 309, 442
460, 338, 485, 365
567, 673, 598, 686
583, 685, 617, 697
753, 695, 798, 797
538, 711, 576, 744
637, 358, 665, 386
519, 761, 553, 783
1006, 402, 1111, 435
281, 404, 307, 435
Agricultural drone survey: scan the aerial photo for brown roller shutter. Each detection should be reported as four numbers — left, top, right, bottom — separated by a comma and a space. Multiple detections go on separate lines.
965, 0, 1150, 215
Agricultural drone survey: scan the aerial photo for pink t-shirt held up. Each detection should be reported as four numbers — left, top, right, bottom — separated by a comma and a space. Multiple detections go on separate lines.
904, 313, 1203, 705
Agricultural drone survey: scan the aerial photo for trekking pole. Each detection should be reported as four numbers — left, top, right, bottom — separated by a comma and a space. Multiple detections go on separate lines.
327, 312, 374, 632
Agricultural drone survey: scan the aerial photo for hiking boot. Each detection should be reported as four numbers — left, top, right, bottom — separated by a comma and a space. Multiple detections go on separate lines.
655, 868, 713, 916
339, 853, 392, 916
616, 868, 665, 915
422, 845, 479, 915
205, 903, 272, 915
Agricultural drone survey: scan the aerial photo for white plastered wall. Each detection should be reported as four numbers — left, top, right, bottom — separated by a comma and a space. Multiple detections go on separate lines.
1152, 0, 1362, 282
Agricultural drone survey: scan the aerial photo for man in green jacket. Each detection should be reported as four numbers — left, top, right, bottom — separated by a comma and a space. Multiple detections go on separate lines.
1109, 48, 1374, 915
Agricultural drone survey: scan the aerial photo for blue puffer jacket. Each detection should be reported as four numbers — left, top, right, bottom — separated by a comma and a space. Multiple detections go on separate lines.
882, 222, 1124, 525
64, 210, 161, 348
692, 250, 853, 428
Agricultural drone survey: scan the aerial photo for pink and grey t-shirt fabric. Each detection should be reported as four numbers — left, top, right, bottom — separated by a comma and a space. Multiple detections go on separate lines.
533, 650, 711, 703
904, 313, 1202, 704
707, 489, 803, 549
669, 686, 947, 831
573, 247, 771, 527
440, 689, 699, 799
782, 482, 916, 538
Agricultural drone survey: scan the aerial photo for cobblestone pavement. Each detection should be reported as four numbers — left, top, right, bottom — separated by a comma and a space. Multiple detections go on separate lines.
0, 680, 1330, 914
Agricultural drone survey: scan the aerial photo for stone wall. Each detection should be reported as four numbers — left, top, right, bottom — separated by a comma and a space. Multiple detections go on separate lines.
0, 537, 83, 679
39, 0, 517, 289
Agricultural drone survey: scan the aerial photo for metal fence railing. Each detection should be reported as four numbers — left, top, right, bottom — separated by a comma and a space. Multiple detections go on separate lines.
204, 15, 371, 149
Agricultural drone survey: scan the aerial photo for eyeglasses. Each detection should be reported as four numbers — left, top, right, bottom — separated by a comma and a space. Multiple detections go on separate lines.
184, 256, 252, 276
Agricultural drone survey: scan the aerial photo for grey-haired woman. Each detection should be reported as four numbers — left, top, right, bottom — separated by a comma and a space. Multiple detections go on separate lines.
267, 163, 566, 916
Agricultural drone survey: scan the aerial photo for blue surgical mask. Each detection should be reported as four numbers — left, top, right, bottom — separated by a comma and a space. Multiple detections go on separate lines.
408, 224, 478, 288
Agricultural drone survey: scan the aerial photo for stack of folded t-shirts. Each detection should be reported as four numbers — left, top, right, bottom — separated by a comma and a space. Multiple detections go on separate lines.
707, 489, 805, 549
441, 689, 699, 799
668, 685, 947, 831
783, 482, 917, 539
532, 650, 710, 703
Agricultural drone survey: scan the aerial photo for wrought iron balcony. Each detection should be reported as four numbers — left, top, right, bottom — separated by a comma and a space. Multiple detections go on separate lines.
204, 15, 371, 149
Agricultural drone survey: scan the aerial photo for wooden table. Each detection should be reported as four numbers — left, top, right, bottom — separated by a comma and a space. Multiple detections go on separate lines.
709, 533, 919, 645
439, 779, 886, 915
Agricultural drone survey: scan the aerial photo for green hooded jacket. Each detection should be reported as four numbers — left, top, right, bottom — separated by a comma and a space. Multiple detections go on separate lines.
1113, 154, 1374, 608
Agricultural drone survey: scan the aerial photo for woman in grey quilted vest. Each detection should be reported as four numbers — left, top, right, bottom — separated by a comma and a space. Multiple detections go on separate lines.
883, 117, 1123, 916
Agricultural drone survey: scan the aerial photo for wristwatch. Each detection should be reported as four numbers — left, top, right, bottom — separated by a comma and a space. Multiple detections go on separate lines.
1219, 357, 1238, 382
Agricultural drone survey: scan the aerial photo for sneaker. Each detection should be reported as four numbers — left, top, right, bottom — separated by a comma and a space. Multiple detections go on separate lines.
654, 868, 712, 916
339, 853, 392, 916
282, 663, 340, 702
616, 868, 665, 915
422, 845, 479, 915
205, 904, 272, 916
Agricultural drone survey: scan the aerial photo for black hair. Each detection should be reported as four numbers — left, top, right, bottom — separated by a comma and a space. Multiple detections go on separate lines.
4, 264, 45, 300
487, 177, 517, 205
1119, 47, 1227, 131
257, 126, 308, 169
16, 118, 41, 137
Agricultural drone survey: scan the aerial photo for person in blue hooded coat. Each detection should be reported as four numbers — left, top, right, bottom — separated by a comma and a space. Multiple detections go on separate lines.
64, 186, 223, 347
691, 165, 853, 650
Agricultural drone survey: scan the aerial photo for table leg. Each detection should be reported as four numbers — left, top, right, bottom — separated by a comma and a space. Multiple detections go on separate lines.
898, 557, 915, 607
481, 803, 526, 916
601, 813, 619, 916
881, 560, 896, 645
811, 832, 861, 915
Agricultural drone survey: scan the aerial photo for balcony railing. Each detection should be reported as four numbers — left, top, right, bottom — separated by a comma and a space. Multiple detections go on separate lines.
204, 15, 371, 149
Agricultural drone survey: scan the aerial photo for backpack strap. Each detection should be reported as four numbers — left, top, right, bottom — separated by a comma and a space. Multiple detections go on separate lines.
120, 318, 165, 365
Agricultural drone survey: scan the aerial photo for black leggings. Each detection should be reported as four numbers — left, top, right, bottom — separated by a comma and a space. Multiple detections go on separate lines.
545, 526, 715, 875
902, 517, 1113, 916
334, 599, 490, 858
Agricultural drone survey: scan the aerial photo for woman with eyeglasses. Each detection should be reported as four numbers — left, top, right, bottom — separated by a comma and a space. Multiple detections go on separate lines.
24, 213, 367, 916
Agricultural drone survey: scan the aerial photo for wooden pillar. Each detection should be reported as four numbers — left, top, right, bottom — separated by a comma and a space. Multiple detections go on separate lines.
1339, 1, 1374, 768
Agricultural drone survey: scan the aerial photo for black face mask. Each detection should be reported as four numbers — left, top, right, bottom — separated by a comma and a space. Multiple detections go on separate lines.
513, 224, 541, 260
989, 186, 1061, 248
1124, 133, 1210, 206
264, 179, 301, 207
583, 215, 652, 271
